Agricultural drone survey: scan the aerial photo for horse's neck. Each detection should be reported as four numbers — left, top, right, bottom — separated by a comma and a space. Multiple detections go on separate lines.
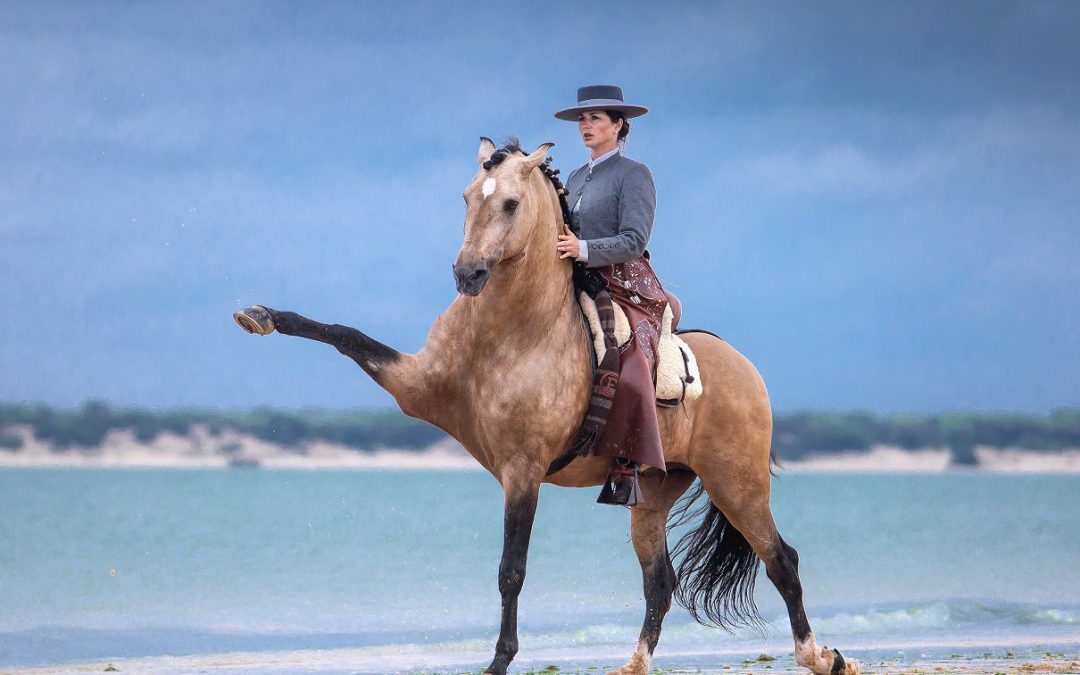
491, 251, 571, 329
463, 223, 575, 353
405, 184, 589, 441
423, 202, 578, 371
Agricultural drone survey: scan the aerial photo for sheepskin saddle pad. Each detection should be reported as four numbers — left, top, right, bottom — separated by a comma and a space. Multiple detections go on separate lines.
577, 291, 704, 406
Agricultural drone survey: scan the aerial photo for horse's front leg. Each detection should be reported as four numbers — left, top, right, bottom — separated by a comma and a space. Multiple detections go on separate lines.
233, 306, 435, 421
233, 305, 399, 380
485, 479, 540, 675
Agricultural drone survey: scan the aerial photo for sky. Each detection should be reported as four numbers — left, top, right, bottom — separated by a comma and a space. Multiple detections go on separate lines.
1, 1, 1077, 414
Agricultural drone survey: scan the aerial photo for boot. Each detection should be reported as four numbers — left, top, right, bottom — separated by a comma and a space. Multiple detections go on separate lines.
596, 459, 644, 506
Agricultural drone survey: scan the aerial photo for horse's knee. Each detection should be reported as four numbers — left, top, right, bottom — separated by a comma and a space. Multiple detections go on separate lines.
498, 559, 526, 597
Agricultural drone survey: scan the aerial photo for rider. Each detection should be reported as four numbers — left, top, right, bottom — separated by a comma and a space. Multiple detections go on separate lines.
553, 85, 671, 506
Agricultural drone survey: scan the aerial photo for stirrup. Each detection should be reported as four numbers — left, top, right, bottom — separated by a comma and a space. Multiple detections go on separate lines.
596, 460, 644, 507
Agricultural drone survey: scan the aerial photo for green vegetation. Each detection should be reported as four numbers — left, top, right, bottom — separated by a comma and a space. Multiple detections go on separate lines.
0, 400, 444, 451
0, 401, 1077, 459
770, 409, 1080, 461
0, 429, 24, 451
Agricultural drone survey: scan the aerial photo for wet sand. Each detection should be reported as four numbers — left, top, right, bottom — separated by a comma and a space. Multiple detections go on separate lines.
3, 645, 1077, 675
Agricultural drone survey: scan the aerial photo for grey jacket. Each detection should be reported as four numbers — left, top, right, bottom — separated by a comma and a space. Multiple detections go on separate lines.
565, 152, 656, 268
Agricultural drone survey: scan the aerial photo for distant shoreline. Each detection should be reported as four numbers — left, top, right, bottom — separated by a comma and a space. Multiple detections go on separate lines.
0, 425, 479, 471
1, 425, 1078, 473
5, 403, 1078, 472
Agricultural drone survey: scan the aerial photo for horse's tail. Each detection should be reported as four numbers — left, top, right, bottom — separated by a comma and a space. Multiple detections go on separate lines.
669, 480, 764, 631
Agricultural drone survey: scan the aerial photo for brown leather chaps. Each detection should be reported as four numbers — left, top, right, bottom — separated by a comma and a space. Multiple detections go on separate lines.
592, 255, 671, 472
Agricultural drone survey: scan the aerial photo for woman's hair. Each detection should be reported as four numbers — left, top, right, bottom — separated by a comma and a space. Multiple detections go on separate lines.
603, 109, 631, 147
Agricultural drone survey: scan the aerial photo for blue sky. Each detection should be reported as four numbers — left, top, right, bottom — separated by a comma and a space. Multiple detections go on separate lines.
1, 1, 1077, 413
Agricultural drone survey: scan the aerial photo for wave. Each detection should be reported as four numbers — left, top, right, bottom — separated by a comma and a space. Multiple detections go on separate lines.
4, 599, 1078, 670
843, 599, 1074, 630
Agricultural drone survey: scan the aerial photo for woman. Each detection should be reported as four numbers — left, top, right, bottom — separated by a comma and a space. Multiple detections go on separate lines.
553, 85, 671, 505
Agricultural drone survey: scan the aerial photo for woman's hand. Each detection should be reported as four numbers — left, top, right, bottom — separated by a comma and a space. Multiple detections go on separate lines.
556, 222, 581, 259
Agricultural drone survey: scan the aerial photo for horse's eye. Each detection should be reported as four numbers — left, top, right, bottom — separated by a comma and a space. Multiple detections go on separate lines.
504, 199, 519, 214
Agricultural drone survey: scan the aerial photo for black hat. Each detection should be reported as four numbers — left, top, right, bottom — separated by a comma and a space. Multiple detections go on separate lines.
553, 84, 649, 121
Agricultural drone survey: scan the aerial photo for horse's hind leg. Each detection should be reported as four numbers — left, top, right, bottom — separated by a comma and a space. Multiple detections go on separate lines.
769, 532, 861, 674
608, 470, 696, 675
698, 478, 861, 675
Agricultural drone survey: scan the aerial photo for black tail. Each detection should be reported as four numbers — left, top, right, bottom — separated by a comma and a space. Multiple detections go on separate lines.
669, 481, 764, 631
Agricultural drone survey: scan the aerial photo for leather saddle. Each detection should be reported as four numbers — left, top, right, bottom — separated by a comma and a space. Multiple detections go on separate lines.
577, 289, 704, 406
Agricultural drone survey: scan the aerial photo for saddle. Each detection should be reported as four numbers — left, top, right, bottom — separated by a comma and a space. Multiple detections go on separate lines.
577, 291, 704, 406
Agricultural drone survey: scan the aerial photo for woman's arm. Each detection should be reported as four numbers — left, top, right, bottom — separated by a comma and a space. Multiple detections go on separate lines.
581, 163, 655, 268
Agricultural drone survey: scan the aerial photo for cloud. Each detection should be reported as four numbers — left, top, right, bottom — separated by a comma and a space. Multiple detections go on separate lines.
705, 105, 1080, 201
732, 141, 955, 196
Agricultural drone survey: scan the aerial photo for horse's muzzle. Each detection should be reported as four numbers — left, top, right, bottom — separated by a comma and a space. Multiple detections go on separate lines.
453, 262, 490, 296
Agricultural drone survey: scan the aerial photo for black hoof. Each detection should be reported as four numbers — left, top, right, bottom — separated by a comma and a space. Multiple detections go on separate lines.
233, 305, 275, 335
830, 648, 846, 675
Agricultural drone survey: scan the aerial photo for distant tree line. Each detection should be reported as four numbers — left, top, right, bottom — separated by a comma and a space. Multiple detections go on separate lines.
770, 410, 1080, 464
1, 401, 1078, 462
0, 401, 444, 452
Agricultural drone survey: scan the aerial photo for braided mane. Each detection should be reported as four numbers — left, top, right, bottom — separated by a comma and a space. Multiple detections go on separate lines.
481, 137, 525, 170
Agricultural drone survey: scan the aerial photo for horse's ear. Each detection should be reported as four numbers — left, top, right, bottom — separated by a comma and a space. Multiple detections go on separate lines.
520, 142, 554, 174
477, 137, 496, 167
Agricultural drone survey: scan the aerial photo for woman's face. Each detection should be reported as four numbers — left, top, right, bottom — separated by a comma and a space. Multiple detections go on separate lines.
577, 110, 622, 152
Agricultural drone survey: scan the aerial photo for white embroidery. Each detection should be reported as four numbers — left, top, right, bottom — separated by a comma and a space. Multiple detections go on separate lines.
482, 178, 497, 199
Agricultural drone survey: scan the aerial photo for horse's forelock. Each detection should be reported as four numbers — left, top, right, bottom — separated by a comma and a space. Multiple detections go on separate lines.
482, 136, 527, 171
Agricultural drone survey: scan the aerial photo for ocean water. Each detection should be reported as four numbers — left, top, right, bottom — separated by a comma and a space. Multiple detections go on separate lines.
0, 470, 1077, 672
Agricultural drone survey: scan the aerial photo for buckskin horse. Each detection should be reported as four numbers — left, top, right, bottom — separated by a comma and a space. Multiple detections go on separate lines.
232, 138, 860, 675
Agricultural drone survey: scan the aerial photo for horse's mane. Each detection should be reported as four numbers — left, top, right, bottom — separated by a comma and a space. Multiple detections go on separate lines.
482, 137, 526, 170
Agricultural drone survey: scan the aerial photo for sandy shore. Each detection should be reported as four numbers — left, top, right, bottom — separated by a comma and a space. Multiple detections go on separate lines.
0, 425, 480, 470
780, 445, 1080, 473
2, 645, 1077, 674
1, 425, 1079, 473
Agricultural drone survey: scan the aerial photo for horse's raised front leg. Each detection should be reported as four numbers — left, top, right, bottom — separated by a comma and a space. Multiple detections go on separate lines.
608, 470, 695, 675
233, 305, 399, 380
485, 480, 540, 675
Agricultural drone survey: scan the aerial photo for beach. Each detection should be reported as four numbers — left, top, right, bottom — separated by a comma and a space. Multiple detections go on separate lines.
2, 643, 1077, 674
0, 425, 480, 471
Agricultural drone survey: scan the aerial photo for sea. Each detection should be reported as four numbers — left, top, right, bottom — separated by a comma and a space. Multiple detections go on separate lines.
0, 469, 1077, 673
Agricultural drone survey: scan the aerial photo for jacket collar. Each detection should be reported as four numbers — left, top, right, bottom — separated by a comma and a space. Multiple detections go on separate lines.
588, 147, 621, 170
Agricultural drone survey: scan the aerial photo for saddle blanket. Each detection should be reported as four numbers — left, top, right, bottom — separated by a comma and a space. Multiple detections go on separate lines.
578, 291, 704, 406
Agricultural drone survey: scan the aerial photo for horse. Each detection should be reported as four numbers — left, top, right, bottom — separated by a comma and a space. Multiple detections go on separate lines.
232, 137, 860, 675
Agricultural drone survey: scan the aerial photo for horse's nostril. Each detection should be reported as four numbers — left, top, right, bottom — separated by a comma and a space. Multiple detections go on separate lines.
453, 264, 490, 295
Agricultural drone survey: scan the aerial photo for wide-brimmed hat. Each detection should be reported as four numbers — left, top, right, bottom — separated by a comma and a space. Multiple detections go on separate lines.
553, 84, 649, 121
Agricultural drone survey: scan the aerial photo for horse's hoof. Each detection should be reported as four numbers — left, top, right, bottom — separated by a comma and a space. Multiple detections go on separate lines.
832, 649, 861, 675
233, 305, 275, 335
